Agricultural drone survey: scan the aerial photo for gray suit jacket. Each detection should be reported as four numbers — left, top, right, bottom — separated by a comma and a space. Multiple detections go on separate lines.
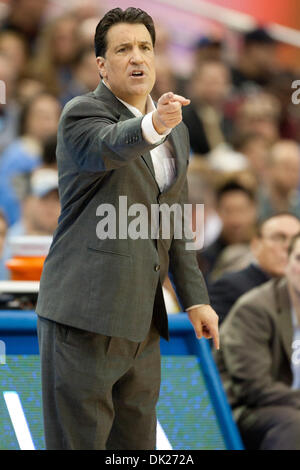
214, 277, 300, 422
35, 82, 209, 341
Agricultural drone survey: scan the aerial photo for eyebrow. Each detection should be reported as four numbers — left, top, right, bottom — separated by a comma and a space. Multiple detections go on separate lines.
114, 41, 152, 50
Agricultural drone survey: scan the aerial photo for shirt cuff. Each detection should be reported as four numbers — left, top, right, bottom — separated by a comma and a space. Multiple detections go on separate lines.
186, 304, 205, 311
141, 111, 171, 144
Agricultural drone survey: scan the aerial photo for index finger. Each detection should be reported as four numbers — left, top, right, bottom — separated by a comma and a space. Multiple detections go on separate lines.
210, 326, 220, 350
158, 92, 190, 106
169, 94, 191, 106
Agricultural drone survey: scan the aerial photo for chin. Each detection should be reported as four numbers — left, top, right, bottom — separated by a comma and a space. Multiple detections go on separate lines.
130, 84, 149, 94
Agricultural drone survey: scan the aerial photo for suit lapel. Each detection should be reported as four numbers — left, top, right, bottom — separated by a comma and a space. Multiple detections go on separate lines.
276, 277, 293, 360
141, 151, 157, 181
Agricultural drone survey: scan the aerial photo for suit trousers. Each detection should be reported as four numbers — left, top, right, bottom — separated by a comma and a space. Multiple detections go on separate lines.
37, 315, 161, 450
238, 406, 300, 450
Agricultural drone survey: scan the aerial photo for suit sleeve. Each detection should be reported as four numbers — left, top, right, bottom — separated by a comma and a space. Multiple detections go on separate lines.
61, 98, 159, 173
221, 300, 300, 409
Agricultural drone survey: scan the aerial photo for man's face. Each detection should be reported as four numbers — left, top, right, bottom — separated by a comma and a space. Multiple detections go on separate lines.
247, 43, 277, 72
217, 191, 257, 244
26, 190, 60, 235
26, 95, 61, 143
270, 150, 300, 193
252, 215, 300, 277
286, 238, 300, 295
192, 63, 230, 106
96, 22, 156, 110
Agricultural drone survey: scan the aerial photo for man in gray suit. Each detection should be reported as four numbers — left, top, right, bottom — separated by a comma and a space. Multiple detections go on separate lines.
215, 232, 300, 449
36, 7, 219, 450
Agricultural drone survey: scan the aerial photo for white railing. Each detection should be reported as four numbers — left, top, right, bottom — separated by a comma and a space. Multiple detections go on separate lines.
158, 0, 300, 48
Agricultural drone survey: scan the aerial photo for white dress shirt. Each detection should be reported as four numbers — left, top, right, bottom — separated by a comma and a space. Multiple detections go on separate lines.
117, 94, 176, 193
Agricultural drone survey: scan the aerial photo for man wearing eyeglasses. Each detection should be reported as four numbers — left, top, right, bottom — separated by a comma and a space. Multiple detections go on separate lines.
209, 212, 300, 323
214, 230, 300, 449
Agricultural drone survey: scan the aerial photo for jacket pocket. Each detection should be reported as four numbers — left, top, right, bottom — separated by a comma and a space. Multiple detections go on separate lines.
87, 245, 131, 258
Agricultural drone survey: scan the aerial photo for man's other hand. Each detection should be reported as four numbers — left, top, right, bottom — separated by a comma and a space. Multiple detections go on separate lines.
187, 305, 220, 350
152, 92, 190, 134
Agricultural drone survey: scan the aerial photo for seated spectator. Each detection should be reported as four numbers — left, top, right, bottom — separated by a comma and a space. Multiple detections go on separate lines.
235, 92, 281, 145
231, 27, 279, 92
258, 140, 300, 221
2, 168, 59, 280
208, 144, 249, 174
182, 60, 232, 156
0, 30, 28, 77
30, 13, 81, 100
193, 36, 223, 65
197, 180, 257, 282
187, 157, 222, 248
210, 213, 300, 323
209, 243, 255, 283
0, 92, 61, 225
149, 55, 178, 104
16, 75, 46, 106
77, 16, 102, 49
0, 0, 48, 53
9, 133, 57, 209
231, 132, 270, 184
214, 232, 300, 450
268, 71, 300, 141
7, 167, 60, 238
60, 45, 99, 106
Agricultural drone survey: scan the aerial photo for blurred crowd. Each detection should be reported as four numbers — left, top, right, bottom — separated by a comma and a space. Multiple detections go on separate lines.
0, 0, 300, 450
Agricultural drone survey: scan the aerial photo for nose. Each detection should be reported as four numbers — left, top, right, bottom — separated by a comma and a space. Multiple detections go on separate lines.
129, 46, 143, 64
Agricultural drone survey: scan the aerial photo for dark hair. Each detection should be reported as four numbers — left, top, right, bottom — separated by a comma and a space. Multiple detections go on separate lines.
255, 212, 300, 238
94, 7, 156, 58
244, 27, 276, 46
288, 232, 300, 256
216, 180, 255, 205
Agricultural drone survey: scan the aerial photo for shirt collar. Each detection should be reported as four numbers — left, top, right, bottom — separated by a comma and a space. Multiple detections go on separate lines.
102, 80, 155, 117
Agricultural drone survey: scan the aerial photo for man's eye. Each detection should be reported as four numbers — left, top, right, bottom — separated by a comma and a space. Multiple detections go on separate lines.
117, 48, 126, 53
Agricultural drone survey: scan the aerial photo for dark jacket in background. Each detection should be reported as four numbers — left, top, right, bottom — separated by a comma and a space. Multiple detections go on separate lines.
182, 102, 232, 155
209, 263, 270, 323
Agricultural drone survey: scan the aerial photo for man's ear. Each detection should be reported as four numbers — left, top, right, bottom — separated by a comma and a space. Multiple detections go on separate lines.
96, 56, 107, 80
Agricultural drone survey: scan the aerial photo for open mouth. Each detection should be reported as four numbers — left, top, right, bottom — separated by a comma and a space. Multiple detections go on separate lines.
130, 71, 144, 77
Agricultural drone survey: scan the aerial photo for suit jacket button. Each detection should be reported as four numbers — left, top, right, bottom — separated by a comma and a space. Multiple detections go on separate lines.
154, 264, 160, 272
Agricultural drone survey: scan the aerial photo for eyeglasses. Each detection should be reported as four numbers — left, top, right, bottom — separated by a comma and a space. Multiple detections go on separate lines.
262, 233, 291, 245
